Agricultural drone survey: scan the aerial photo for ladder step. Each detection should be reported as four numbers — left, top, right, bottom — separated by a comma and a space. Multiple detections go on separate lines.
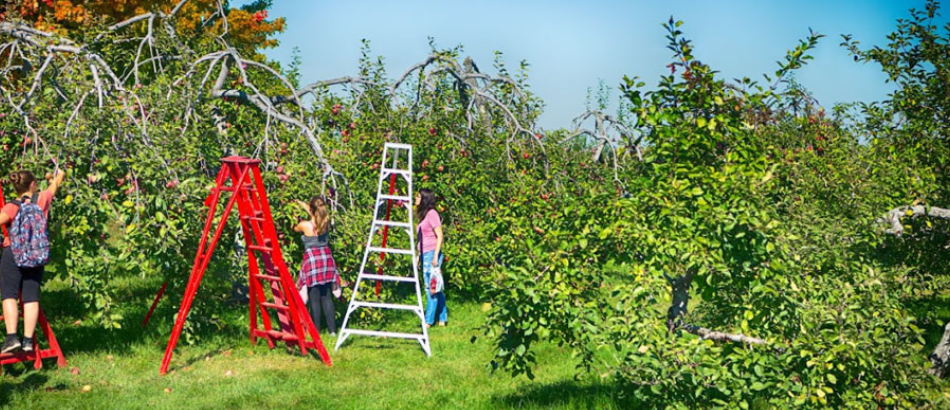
253, 274, 282, 282
218, 184, 256, 192
351, 301, 422, 311
260, 302, 290, 311
341, 329, 425, 340
360, 273, 417, 283
373, 220, 411, 229
242, 215, 266, 222
253, 329, 299, 342
367, 246, 413, 255
247, 244, 274, 252
384, 143, 412, 150
380, 168, 411, 177
377, 194, 411, 202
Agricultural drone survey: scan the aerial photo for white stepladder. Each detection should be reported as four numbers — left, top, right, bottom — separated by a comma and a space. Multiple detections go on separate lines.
335, 143, 431, 356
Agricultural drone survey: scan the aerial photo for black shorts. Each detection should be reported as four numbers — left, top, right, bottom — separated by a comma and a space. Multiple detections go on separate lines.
0, 246, 44, 303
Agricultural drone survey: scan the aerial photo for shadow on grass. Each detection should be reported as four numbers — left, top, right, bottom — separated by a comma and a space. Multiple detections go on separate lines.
33, 275, 249, 358
0, 372, 49, 407
492, 380, 635, 410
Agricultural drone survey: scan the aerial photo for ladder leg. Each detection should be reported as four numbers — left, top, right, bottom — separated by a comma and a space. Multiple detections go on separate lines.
161, 165, 249, 375
160, 264, 204, 375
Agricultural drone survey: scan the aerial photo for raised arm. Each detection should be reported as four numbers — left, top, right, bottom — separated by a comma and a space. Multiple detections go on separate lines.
46, 169, 66, 197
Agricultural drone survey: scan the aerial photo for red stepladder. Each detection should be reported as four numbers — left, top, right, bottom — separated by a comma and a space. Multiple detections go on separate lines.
0, 180, 67, 374
156, 156, 331, 375
0, 301, 67, 374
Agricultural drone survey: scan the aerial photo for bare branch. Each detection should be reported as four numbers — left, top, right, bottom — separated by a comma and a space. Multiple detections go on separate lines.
881, 205, 950, 236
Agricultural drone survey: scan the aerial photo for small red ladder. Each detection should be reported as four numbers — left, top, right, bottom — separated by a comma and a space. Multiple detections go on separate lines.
0, 180, 66, 374
0, 303, 67, 374
157, 156, 331, 375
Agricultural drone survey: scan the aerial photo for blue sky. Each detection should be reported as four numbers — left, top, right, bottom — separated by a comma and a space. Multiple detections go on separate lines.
240, 0, 927, 130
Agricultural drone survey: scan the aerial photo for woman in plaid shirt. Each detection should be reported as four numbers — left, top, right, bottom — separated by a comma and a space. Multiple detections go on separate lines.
294, 196, 341, 335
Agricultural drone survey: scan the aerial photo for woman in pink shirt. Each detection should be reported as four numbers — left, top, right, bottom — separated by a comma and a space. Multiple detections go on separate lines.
415, 189, 446, 327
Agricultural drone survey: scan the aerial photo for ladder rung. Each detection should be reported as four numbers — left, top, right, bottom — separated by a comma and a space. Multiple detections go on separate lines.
341, 329, 425, 340
367, 246, 413, 255
384, 143, 412, 150
253, 329, 299, 342
351, 301, 422, 311
380, 168, 411, 177
260, 302, 290, 311
373, 220, 411, 229
218, 184, 255, 192
377, 194, 411, 202
242, 215, 266, 222
247, 245, 274, 252
254, 274, 282, 282
360, 273, 416, 283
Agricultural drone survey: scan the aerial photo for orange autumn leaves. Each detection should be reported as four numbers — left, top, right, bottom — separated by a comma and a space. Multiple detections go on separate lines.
8, 0, 284, 51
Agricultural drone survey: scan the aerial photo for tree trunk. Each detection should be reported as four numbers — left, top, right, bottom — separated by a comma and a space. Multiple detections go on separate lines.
929, 322, 950, 377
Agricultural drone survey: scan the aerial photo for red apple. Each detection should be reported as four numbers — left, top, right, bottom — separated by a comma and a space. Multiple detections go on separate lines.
429, 127, 437, 136
522, 152, 530, 159
421, 160, 429, 169
349, 122, 356, 130
276, 165, 284, 174
437, 165, 444, 172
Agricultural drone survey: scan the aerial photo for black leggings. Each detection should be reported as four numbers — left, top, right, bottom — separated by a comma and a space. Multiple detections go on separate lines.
0, 246, 43, 303
308, 283, 336, 333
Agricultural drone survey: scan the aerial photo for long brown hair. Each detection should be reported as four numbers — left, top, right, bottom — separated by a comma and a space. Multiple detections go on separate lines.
416, 188, 437, 221
9, 171, 36, 196
308, 196, 329, 235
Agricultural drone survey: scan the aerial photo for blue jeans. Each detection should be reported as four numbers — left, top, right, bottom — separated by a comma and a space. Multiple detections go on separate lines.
422, 251, 446, 325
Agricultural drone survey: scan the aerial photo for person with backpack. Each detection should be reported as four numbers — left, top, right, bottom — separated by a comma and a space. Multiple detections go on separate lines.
415, 188, 446, 328
0, 169, 65, 354
294, 196, 341, 336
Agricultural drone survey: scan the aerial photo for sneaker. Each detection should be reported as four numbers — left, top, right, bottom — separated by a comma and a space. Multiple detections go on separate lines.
438, 322, 446, 327
1, 337, 20, 354
329, 332, 337, 337
21, 337, 33, 353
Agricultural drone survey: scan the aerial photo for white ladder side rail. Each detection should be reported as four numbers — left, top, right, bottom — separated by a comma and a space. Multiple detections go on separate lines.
335, 150, 396, 347
335, 143, 431, 356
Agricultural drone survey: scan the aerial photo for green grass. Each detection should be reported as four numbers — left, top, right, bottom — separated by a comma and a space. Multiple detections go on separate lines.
0, 275, 622, 409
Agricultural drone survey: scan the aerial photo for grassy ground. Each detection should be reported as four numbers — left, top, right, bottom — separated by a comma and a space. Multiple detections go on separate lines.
0, 275, 621, 410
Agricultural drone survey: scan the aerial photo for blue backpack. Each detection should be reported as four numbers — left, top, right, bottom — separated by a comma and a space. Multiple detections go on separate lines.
9, 193, 50, 268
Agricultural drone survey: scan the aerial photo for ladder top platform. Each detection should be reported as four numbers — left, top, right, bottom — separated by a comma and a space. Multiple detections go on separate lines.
221, 156, 262, 164
384, 143, 412, 150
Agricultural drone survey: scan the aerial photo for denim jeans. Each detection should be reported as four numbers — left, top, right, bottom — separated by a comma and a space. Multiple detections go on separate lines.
422, 251, 446, 325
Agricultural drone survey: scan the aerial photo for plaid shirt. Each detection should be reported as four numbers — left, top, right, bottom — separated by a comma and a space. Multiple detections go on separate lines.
297, 244, 340, 288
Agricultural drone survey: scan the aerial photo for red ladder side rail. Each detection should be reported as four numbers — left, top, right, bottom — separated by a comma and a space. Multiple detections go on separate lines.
230, 163, 294, 347
142, 167, 230, 329
230, 167, 278, 350
248, 165, 326, 357
375, 173, 398, 296
159, 164, 251, 375
244, 164, 313, 357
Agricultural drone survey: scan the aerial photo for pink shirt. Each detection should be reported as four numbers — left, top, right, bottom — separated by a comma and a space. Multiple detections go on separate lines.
2, 190, 53, 248
416, 209, 441, 254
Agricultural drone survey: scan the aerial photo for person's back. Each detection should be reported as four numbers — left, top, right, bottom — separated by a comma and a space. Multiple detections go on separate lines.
0, 169, 65, 354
